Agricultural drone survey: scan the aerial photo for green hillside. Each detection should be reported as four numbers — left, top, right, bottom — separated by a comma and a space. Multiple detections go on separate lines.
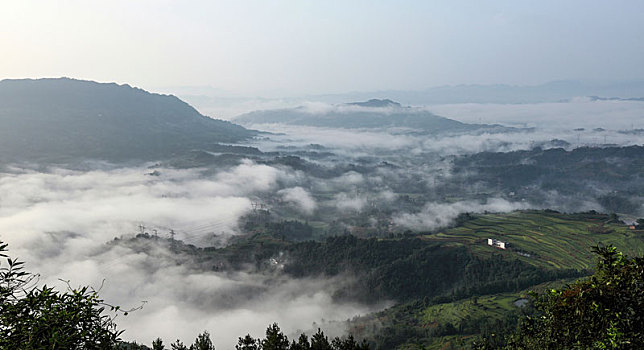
424, 210, 644, 270
353, 279, 577, 350
117, 210, 644, 349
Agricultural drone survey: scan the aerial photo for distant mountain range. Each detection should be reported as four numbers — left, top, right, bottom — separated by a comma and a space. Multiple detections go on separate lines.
346, 99, 401, 108
0, 78, 255, 163
177, 81, 644, 117
588, 96, 644, 102
234, 99, 513, 134
306, 80, 644, 105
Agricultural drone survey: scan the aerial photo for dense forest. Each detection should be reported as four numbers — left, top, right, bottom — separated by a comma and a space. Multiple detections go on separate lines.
453, 146, 644, 214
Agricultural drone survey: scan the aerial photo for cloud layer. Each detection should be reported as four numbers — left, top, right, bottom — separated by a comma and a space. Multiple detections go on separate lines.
0, 164, 378, 347
2, 99, 643, 346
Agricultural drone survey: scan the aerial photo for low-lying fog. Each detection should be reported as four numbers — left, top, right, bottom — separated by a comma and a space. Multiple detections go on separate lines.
0, 165, 384, 346
1, 98, 643, 346
243, 99, 644, 155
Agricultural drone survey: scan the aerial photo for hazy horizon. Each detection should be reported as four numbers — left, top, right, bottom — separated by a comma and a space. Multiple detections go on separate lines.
2, 1, 644, 96
3, 2, 644, 348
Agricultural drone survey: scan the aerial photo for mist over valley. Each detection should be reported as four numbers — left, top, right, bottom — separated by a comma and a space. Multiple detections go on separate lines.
1, 77, 644, 348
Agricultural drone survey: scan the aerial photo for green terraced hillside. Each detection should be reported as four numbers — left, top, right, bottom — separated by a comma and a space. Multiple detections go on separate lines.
424, 210, 644, 270
350, 278, 580, 350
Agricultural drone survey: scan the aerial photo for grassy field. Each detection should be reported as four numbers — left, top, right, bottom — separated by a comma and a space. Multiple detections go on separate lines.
421, 293, 520, 350
422, 293, 519, 327
369, 278, 581, 350
354, 291, 528, 350
422, 210, 644, 270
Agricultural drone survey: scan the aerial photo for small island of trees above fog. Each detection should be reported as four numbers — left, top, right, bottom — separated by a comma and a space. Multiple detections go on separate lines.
1, 78, 644, 349
233, 98, 515, 133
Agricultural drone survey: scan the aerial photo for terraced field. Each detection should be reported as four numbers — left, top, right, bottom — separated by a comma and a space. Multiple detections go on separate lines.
422, 293, 519, 326
419, 293, 520, 349
423, 210, 644, 270
374, 278, 584, 350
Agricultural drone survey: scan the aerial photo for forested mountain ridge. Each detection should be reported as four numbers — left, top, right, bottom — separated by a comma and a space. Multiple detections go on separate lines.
234, 99, 513, 133
0, 78, 255, 163
452, 145, 644, 214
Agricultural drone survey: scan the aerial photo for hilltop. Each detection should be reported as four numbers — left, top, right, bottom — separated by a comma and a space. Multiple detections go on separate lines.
347, 98, 402, 108
0, 78, 255, 163
234, 99, 513, 133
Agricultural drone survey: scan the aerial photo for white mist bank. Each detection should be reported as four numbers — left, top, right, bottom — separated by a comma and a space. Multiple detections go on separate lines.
0, 164, 381, 347
242, 99, 644, 157
3, 98, 643, 346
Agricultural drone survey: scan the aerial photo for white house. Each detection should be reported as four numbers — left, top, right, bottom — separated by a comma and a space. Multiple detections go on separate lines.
487, 238, 507, 249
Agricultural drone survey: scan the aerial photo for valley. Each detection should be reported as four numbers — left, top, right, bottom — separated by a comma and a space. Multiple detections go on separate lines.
1, 79, 643, 348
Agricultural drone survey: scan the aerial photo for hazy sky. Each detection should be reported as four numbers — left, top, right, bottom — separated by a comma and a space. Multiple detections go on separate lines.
1, 1, 643, 96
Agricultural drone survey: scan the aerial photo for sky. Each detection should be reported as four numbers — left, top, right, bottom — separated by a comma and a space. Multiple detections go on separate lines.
1, 1, 644, 96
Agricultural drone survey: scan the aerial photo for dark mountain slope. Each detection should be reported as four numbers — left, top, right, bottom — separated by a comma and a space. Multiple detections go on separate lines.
453, 145, 644, 213
0, 78, 255, 163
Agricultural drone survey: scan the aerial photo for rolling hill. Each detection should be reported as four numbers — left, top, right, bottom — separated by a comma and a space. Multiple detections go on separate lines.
234, 99, 513, 134
0, 78, 256, 163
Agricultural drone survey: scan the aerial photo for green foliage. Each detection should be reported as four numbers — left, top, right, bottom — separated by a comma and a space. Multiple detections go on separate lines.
453, 146, 644, 214
506, 245, 644, 349
230, 324, 369, 350
428, 210, 644, 270
284, 235, 580, 303
117, 341, 150, 350
331, 335, 370, 350
0, 241, 122, 350
260, 221, 314, 241
123, 210, 635, 350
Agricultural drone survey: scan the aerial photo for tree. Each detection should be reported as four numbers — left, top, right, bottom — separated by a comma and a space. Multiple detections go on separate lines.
290, 333, 311, 350
236, 334, 261, 350
331, 335, 370, 350
262, 323, 289, 350
190, 331, 215, 350
171, 339, 189, 350
153, 337, 166, 350
118, 341, 149, 349
0, 241, 122, 349
310, 329, 332, 350
230, 324, 369, 350
506, 245, 644, 349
